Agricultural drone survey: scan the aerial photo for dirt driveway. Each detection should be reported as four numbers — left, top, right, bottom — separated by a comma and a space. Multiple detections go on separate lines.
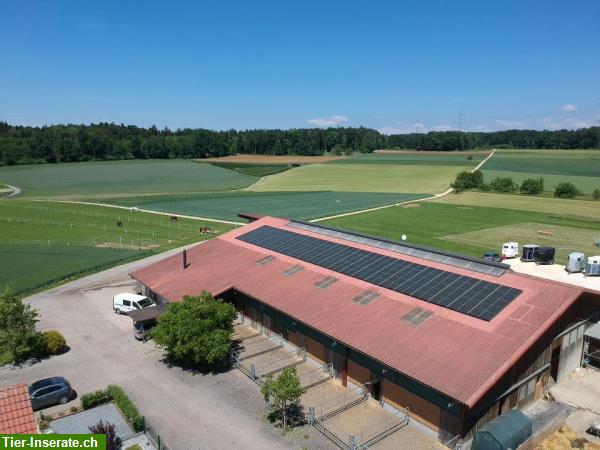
0, 248, 333, 450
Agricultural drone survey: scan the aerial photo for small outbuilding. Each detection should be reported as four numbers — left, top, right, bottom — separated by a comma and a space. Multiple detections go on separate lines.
521, 244, 539, 262
535, 247, 555, 265
566, 252, 585, 273
472, 410, 532, 450
586, 256, 600, 276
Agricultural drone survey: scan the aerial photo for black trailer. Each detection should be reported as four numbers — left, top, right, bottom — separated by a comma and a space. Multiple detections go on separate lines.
535, 247, 555, 265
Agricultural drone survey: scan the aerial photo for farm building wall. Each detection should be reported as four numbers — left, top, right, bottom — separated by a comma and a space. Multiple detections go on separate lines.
463, 294, 594, 437
219, 288, 463, 440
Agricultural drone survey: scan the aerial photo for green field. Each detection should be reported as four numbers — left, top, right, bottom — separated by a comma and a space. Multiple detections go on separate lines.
208, 162, 291, 177
0, 200, 236, 295
481, 150, 600, 194
321, 201, 600, 260
328, 152, 486, 165
0, 160, 258, 199
434, 191, 600, 221
108, 191, 429, 221
252, 163, 470, 194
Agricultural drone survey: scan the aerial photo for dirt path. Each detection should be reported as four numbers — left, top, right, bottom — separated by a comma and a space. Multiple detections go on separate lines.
55, 200, 245, 225
310, 149, 496, 222
2, 184, 22, 198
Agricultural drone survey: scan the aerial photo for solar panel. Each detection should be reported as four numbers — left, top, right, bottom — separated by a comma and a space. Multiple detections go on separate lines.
238, 226, 522, 321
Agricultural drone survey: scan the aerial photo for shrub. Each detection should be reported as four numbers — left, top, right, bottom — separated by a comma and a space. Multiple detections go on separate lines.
520, 177, 544, 195
0, 288, 44, 363
81, 386, 143, 432
479, 183, 492, 192
81, 389, 113, 410
89, 421, 122, 450
554, 182, 579, 199
593, 188, 600, 200
106, 385, 143, 432
43, 330, 67, 355
490, 177, 517, 193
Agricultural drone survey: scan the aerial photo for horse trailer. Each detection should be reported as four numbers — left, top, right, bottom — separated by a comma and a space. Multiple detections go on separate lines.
566, 252, 585, 273
521, 244, 539, 262
535, 247, 555, 265
586, 256, 600, 276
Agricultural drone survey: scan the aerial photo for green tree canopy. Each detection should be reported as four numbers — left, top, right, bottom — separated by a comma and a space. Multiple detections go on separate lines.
520, 177, 544, 194
554, 182, 580, 199
151, 292, 236, 368
0, 288, 43, 362
261, 366, 303, 430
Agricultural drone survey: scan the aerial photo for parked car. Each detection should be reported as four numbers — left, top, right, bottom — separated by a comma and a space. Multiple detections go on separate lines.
134, 319, 158, 341
483, 252, 502, 263
29, 377, 73, 410
113, 293, 155, 314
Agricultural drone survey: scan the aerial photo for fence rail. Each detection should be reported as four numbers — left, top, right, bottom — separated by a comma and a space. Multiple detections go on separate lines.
142, 416, 169, 450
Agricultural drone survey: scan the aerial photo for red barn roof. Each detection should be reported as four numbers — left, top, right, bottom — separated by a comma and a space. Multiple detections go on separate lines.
0, 383, 37, 434
131, 216, 585, 407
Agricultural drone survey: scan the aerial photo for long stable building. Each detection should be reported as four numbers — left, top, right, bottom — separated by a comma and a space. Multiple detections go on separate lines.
131, 216, 600, 441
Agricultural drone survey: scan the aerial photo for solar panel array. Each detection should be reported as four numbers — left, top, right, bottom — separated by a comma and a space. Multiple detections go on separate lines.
238, 226, 522, 321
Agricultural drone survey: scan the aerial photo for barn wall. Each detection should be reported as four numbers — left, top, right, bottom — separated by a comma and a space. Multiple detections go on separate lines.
382, 379, 441, 431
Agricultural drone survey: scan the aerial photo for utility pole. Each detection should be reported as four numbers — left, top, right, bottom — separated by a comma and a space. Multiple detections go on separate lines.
457, 112, 464, 132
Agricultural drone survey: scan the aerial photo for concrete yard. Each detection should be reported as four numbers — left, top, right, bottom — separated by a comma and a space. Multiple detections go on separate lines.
550, 367, 600, 414
506, 258, 600, 290
0, 248, 334, 450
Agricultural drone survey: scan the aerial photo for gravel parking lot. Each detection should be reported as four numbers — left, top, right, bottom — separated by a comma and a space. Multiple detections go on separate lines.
0, 247, 333, 450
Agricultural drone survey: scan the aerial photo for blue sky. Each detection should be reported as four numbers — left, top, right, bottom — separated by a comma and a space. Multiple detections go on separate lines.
1, 0, 599, 133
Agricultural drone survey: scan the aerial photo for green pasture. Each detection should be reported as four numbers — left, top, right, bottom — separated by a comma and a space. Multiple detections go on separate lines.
0, 200, 235, 295
208, 161, 291, 177
0, 160, 257, 199
328, 152, 485, 165
108, 191, 429, 221
434, 192, 600, 222
321, 201, 600, 259
481, 150, 600, 193
0, 244, 149, 295
252, 163, 468, 194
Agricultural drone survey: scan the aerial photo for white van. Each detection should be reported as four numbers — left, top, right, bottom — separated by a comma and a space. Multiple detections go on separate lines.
501, 242, 519, 259
113, 293, 155, 314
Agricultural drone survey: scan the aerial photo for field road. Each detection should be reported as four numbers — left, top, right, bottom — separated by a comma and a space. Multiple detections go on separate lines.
3, 184, 22, 198
0, 245, 333, 450
310, 149, 496, 222
55, 200, 245, 225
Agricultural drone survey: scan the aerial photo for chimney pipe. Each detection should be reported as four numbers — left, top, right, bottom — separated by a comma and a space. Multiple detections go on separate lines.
183, 249, 188, 269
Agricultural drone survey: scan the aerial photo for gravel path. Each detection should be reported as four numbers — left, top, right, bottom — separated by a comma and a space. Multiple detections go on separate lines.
50, 403, 134, 438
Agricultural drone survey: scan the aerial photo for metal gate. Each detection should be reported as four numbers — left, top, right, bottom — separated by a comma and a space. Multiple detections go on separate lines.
557, 322, 586, 382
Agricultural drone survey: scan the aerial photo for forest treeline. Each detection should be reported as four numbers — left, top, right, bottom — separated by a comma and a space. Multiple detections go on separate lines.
0, 121, 598, 165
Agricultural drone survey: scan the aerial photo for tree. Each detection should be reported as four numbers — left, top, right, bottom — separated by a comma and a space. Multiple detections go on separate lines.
89, 421, 122, 450
490, 177, 517, 193
261, 367, 303, 430
0, 288, 43, 362
151, 292, 236, 367
451, 170, 483, 191
554, 182, 579, 199
593, 188, 600, 200
520, 177, 544, 194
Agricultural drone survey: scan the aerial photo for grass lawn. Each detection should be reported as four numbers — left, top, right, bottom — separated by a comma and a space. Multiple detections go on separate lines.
481, 150, 600, 194
433, 191, 600, 221
0, 200, 235, 295
108, 191, 429, 222
0, 160, 257, 199
252, 163, 469, 194
320, 201, 600, 260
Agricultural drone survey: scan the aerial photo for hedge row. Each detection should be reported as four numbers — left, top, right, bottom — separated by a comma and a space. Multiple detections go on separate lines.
80, 385, 143, 432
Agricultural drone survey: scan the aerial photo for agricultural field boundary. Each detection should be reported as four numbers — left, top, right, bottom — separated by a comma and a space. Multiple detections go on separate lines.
311, 149, 495, 222
55, 201, 245, 225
